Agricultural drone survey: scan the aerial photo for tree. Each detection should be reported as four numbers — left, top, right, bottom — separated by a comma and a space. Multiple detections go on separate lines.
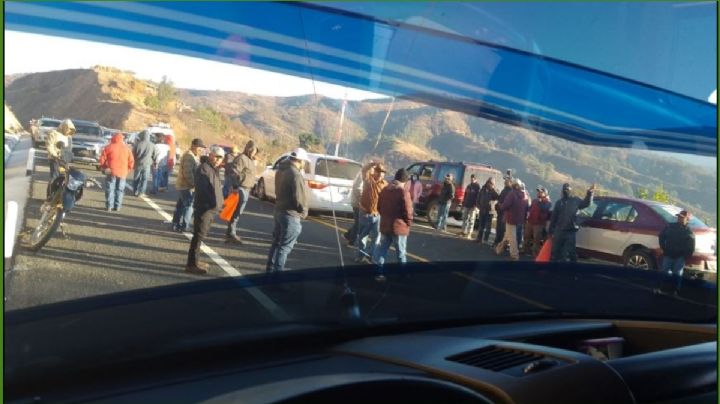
652, 184, 671, 203
145, 75, 177, 112
635, 187, 650, 200
298, 132, 323, 152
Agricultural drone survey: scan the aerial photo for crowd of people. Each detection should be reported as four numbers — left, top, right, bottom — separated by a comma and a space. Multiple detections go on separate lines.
44, 123, 696, 289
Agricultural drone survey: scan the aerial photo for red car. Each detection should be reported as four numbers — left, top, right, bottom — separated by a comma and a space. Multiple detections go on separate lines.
575, 196, 717, 281
405, 161, 502, 226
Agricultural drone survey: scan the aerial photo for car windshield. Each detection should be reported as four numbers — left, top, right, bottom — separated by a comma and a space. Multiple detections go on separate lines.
39, 120, 60, 128
314, 159, 362, 180
74, 124, 101, 136
4, 1, 717, 344
649, 204, 709, 229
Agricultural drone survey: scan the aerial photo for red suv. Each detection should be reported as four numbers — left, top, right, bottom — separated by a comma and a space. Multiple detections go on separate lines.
406, 161, 502, 226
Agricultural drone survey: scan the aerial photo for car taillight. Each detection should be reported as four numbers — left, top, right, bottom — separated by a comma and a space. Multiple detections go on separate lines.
307, 180, 328, 190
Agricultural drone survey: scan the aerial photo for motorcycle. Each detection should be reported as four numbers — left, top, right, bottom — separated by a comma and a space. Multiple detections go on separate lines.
28, 160, 103, 251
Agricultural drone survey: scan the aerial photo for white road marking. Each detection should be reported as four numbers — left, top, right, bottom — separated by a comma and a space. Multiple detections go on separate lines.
139, 193, 290, 321
26, 147, 35, 176
5, 201, 19, 258
594, 274, 716, 308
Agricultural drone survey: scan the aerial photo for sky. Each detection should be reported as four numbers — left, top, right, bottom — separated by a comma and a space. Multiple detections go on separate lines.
4, 30, 386, 101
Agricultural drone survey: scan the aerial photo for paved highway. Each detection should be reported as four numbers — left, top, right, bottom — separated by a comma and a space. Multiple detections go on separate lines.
6, 155, 715, 318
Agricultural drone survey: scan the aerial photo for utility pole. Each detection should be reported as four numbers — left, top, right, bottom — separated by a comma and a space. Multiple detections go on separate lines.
333, 96, 348, 157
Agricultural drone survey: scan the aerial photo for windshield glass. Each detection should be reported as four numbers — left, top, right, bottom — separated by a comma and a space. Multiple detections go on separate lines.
314, 159, 362, 180
39, 120, 60, 128
4, 2, 716, 334
649, 204, 709, 229
74, 124, 102, 136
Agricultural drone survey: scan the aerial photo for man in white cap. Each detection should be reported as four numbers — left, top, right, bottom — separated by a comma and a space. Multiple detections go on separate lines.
185, 145, 225, 275
266, 147, 310, 273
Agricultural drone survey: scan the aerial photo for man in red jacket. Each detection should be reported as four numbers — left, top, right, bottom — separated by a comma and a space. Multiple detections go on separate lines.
494, 178, 527, 261
522, 186, 553, 257
373, 168, 414, 282
99, 133, 135, 212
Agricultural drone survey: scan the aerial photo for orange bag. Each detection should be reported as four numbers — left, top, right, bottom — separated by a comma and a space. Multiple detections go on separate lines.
535, 237, 552, 263
219, 192, 240, 222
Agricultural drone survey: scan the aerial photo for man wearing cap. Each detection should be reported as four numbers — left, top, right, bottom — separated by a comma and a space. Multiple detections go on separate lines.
225, 140, 259, 244
344, 161, 373, 246
548, 183, 595, 262
435, 173, 456, 232
172, 138, 205, 232
654, 210, 695, 296
522, 186, 553, 256
185, 145, 225, 275
46, 118, 76, 196
266, 148, 310, 273
495, 178, 528, 260
459, 174, 481, 239
355, 162, 388, 263
374, 168, 414, 281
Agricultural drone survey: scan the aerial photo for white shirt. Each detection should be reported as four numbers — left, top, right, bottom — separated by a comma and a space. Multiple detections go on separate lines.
154, 143, 171, 167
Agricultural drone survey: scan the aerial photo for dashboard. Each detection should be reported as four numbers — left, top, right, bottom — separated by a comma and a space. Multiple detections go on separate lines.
11, 319, 716, 404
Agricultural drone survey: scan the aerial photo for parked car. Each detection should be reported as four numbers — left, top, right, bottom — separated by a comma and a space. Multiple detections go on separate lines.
406, 161, 502, 226
69, 119, 106, 168
576, 196, 717, 281
30, 117, 61, 148
255, 152, 362, 214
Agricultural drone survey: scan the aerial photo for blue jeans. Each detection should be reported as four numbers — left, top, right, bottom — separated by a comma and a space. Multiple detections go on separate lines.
356, 213, 380, 259
226, 188, 250, 236
266, 213, 302, 273
373, 234, 408, 274
105, 175, 127, 210
436, 202, 451, 230
133, 165, 151, 196
661, 256, 685, 292
172, 189, 195, 231
151, 165, 168, 193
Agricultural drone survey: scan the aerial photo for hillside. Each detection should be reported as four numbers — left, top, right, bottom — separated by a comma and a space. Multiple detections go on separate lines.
5, 67, 717, 225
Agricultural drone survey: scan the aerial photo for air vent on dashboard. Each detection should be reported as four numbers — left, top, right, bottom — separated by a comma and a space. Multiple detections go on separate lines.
446, 346, 544, 371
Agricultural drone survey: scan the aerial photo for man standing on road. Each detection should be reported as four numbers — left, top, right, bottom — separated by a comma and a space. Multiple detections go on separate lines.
493, 176, 513, 247
150, 134, 170, 195
172, 138, 205, 232
405, 173, 423, 216
99, 133, 135, 212
654, 210, 695, 296
131, 130, 156, 197
344, 162, 371, 246
355, 162, 388, 263
495, 178, 528, 261
225, 140, 259, 245
374, 168, 413, 282
476, 177, 499, 244
460, 174, 481, 239
266, 148, 310, 273
185, 145, 225, 275
548, 183, 595, 262
222, 145, 241, 198
435, 173, 455, 232
522, 186, 552, 256
46, 118, 75, 191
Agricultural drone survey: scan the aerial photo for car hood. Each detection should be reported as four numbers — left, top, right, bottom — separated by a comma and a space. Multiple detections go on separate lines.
72, 134, 106, 146
5, 261, 716, 389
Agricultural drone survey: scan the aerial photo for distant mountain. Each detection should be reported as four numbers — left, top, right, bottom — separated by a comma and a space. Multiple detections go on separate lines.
6, 67, 717, 225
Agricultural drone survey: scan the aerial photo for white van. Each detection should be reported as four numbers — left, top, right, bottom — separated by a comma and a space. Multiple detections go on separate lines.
255, 152, 362, 214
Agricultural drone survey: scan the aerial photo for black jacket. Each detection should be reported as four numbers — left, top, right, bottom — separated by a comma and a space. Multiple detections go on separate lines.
659, 222, 695, 259
275, 160, 308, 219
477, 184, 500, 214
439, 181, 455, 203
461, 182, 481, 209
193, 161, 224, 213
549, 191, 593, 234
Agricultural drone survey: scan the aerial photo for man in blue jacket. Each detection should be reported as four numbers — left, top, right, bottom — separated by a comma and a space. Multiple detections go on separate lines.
185, 145, 225, 275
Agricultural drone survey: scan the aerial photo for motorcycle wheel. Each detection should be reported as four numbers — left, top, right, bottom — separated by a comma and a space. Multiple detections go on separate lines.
28, 205, 64, 252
